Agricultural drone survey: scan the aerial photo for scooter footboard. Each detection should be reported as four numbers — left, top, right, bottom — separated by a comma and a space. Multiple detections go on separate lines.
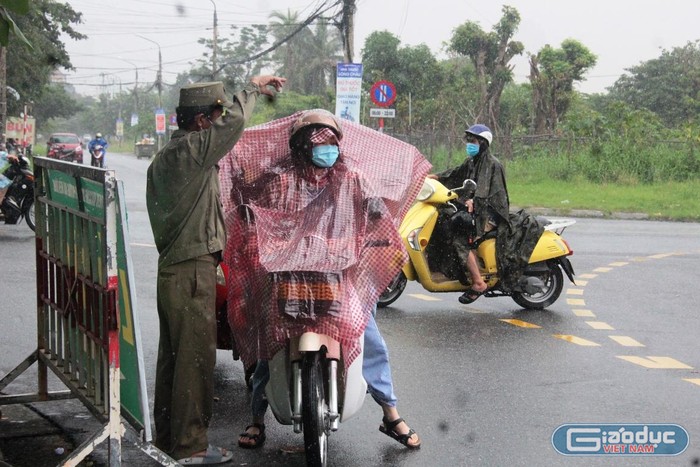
340, 336, 366, 423
267, 350, 294, 425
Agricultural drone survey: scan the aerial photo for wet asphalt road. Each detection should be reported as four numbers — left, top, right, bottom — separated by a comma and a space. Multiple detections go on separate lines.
1, 152, 699, 466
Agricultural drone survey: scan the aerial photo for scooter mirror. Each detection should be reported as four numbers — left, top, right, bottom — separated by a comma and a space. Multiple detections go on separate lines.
459, 179, 477, 195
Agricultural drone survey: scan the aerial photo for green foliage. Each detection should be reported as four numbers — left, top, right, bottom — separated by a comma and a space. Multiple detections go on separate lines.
247, 91, 330, 126
608, 40, 700, 127
6, 0, 85, 116
529, 39, 597, 133
0, 0, 31, 47
192, 24, 270, 88
448, 5, 523, 127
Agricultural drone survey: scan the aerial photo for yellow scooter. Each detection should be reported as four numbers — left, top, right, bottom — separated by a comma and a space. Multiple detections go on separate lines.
378, 178, 576, 309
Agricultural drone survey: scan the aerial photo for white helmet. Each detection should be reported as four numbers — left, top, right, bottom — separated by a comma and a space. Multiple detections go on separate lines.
465, 124, 492, 146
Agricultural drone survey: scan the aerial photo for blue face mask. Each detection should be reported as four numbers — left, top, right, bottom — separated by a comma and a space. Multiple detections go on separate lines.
311, 145, 339, 167
466, 143, 480, 157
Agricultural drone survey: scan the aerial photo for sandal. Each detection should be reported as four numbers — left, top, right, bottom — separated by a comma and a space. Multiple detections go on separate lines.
458, 287, 487, 304
379, 416, 421, 449
238, 423, 266, 449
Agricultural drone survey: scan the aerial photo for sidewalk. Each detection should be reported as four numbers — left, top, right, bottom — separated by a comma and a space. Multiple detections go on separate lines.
0, 403, 74, 467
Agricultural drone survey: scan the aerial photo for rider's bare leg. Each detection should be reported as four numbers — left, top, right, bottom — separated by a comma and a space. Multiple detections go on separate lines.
467, 250, 487, 292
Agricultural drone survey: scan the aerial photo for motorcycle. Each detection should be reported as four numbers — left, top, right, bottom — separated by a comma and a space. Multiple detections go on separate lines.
378, 178, 575, 309
91, 144, 105, 168
265, 325, 367, 467
0, 153, 35, 231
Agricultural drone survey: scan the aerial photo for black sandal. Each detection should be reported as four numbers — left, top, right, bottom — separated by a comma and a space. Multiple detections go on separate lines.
238, 423, 266, 449
458, 288, 487, 304
379, 417, 421, 449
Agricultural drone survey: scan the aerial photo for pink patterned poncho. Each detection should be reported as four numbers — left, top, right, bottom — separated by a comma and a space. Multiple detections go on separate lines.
219, 111, 431, 368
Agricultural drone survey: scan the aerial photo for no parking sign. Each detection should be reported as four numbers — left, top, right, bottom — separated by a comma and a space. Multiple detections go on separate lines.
370, 80, 397, 107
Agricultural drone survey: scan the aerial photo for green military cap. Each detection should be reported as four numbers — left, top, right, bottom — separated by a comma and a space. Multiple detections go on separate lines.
178, 81, 232, 108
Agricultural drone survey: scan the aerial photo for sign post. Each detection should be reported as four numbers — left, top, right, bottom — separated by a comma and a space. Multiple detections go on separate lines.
369, 80, 397, 131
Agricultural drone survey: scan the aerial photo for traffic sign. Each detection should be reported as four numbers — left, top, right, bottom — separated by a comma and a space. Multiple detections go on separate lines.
370, 108, 396, 118
370, 80, 396, 107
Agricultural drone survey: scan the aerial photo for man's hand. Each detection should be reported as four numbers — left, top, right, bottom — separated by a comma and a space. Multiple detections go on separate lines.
426, 174, 438, 180
250, 75, 286, 96
7, 154, 18, 163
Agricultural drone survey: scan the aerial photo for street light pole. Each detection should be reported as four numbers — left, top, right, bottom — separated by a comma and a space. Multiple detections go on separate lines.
137, 35, 164, 150
137, 35, 162, 108
209, 0, 218, 80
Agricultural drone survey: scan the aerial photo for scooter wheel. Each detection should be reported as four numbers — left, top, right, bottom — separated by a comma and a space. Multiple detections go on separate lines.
512, 261, 563, 310
377, 272, 407, 308
302, 352, 328, 466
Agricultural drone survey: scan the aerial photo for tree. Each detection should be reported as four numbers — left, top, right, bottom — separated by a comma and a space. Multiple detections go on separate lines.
608, 40, 700, 127
360, 31, 401, 84
192, 24, 270, 91
5, 0, 85, 118
269, 9, 312, 93
448, 5, 524, 132
300, 20, 342, 95
528, 39, 596, 134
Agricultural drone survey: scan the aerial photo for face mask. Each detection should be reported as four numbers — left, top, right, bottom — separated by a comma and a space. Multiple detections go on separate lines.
466, 143, 480, 157
311, 145, 339, 167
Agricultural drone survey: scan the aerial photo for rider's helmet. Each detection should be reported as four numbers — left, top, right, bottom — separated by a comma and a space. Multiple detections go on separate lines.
95, 132, 103, 139
289, 109, 343, 150
465, 124, 493, 147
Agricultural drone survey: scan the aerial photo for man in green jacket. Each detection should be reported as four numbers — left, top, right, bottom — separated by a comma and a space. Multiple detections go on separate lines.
146, 75, 285, 465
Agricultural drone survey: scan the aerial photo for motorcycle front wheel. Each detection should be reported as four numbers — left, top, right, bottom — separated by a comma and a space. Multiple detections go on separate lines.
377, 271, 407, 308
512, 261, 563, 310
302, 352, 329, 467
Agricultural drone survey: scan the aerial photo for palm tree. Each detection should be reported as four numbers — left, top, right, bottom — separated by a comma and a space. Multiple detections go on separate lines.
269, 9, 312, 93
301, 20, 343, 95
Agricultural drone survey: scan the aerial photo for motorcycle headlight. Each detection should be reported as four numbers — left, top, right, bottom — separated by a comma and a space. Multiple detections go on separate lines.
415, 181, 435, 201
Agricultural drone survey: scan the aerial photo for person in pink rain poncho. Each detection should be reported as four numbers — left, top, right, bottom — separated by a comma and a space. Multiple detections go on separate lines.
219, 109, 431, 450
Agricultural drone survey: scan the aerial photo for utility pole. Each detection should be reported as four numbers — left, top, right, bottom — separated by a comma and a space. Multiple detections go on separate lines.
137, 35, 162, 108
339, 0, 356, 63
137, 35, 163, 150
209, 0, 218, 80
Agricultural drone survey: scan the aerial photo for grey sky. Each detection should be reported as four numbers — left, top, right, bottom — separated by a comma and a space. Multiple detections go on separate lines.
62, 0, 700, 96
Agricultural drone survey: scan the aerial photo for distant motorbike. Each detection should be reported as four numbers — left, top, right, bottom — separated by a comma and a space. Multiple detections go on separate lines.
378, 178, 576, 309
91, 144, 105, 168
1, 154, 35, 231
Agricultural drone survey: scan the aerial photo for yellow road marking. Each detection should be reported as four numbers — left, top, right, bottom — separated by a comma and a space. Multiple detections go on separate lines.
573, 309, 595, 317
617, 356, 693, 369
593, 267, 612, 273
500, 319, 541, 328
649, 253, 677, 259
575, 280, 588, 286
684, 378, 700, 387
553, 335, 600, 346
567, 298, 586, 306
586, 321, 614, 330
407, 293, 442, 302
609, 336, 644, 347
566, 288, 584, 295
579, 273, 598, 279
131, 242, 156, 248
609, 261, 629, 267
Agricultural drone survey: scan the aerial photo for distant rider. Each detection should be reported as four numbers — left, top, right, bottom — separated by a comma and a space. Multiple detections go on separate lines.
88, 132, 109, 164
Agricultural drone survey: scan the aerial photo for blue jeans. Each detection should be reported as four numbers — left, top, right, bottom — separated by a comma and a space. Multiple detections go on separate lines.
251, 307, 397, 418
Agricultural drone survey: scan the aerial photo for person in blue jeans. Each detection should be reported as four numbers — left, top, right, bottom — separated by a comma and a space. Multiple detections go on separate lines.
238, 307, 421, 450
